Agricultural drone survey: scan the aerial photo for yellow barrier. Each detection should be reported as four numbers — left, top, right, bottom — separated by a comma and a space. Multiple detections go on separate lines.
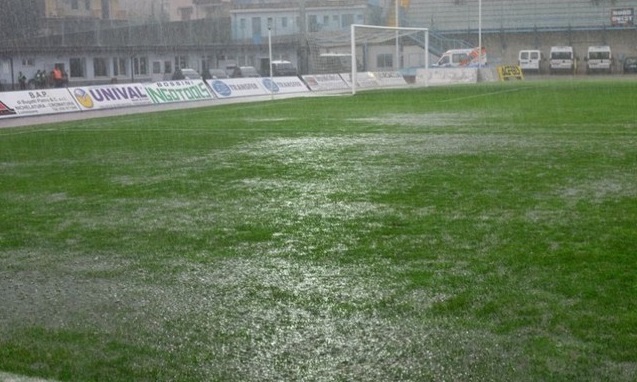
497, 65, 524, 81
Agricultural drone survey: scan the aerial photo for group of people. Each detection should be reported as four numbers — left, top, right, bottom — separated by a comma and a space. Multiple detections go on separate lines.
17, 65, 68, 90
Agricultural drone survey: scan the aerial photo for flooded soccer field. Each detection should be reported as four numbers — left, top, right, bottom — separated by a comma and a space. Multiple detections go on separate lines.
1, 80, 636, 381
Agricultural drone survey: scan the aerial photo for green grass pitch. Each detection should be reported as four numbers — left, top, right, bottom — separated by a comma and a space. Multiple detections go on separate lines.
1, 80, 636, 381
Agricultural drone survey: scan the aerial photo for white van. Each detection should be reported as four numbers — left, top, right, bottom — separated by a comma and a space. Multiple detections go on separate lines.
435, 47, 487, 68
585, 46, 612, 74
518, 50, 543, 73
549, 46, 577, 74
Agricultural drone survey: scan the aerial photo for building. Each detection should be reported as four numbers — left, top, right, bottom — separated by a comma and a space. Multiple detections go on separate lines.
120, 0, 233, 22
1, 0, 636, 90
41, 0, 127, 35
0, 0, 126, 40
403, 0, 637, 68
407, 0, 636, 33
226, 0, 387, 72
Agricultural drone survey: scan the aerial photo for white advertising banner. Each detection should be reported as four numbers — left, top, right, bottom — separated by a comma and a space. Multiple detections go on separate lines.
340, 72, 380, 89
70, 84, 152, 110
144, 80, 214, 104
260, 77, 310, 94
373, 71, 408, 87
301, 74, 349, 91
0, 89, 80, 119
415, 68, 478, 86
207, 78, 269, 98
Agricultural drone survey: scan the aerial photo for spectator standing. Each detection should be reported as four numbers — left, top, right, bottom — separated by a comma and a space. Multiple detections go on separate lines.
18, 72, 27, 90
34, 70, 46, 88
172, 68, 184, 80
52, 65, 64, 88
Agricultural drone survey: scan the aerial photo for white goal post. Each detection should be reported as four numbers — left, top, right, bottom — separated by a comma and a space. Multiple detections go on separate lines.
350, 24, 429, 95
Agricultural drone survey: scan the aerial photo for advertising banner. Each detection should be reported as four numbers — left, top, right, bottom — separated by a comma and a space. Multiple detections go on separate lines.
340, 72, 380, 89
144, 80, 214, 104
497, 66, 524, 81
207, 78, 269, 98
415, 68, 478, 86
260, 77, 310, 94
611, 8, 634, 26
70, 84, 152, 110
373, 71, 408, 87
301, 74, 349, 91
0, 89, 80, 119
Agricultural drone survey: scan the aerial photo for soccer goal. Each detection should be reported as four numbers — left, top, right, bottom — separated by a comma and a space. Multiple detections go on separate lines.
349, 24, 429, 95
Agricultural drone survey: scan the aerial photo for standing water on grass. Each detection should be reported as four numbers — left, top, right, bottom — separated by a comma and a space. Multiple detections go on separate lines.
1, 1, 637, 381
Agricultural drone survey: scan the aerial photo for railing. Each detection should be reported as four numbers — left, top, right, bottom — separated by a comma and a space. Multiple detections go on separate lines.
404, 0, 634, 33
399, 13, 473, 57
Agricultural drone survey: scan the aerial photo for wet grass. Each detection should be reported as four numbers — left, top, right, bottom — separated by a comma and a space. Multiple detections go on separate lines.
1, 80, 636, 381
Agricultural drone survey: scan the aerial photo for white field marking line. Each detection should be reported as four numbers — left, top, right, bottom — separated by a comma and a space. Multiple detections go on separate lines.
0, 99, 310, 136
0, 91, 316, 130
0, 116, 221, 136
1, 115, 354, 136
0, 116, 152, 136
0, 85, 544, 136
433, 86, 531, 103
0, 372, 59, 382
0, 127, 60, 136
0, 126, 346, 135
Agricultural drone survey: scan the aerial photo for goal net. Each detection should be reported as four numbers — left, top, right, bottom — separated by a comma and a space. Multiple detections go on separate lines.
306, 24, 429, 94
350, 24, 429, 95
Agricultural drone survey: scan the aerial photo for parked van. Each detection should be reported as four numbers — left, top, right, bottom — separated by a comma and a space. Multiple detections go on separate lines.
434, 47, 487, 68
271, 60, 298, 76
260, 60, 298, 77
585, 46, 612, 74
230, 66, 260, 78
549, 46, 577, 74
518, 50, 543, 73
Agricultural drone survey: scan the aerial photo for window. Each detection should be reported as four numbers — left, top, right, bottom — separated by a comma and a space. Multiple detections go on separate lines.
179, 7, 193, 21
323, 15, 329, 26
175, 56, 188, 69
377, 53, 393, 69
71, 0, 79, 10
101, 0, 110, 19
133, 57, 148, 76
551, 52, 571, 60
153, 61, 161, 74
341, 14, 354, 28
308, 15, 319, 32
85, 0, 90, 10
589, 51, 610, 60
113, 57, 127, 76
281, 17, 288, 28
333, 15, 339, 23
93, 57, 108, 77
164, 61, 172, 74
21, 58, 35, 66
452, 53, 469, 63
69, 58, 85, 78
201, 55, 213, 73
252, 17, 262, 38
